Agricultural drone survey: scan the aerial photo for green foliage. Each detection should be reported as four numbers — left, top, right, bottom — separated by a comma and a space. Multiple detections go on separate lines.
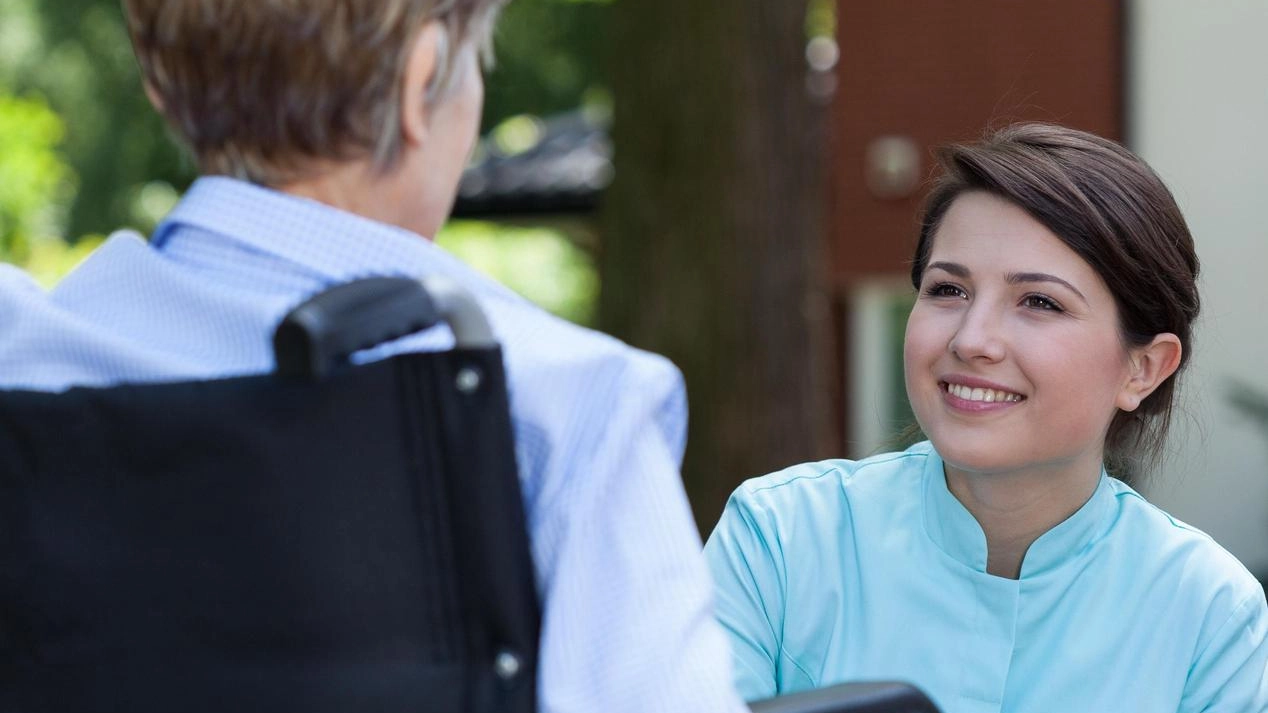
484, 0, 608, 132
0, 90, 74, 267
437, 220, 598, 325
1, 0, 189, 239
20, 234, 104, 288
0, 0, 43, 87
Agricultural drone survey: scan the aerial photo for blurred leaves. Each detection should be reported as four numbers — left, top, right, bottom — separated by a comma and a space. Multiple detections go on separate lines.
0, 92, 74, 261
20, 234, 104, 288
491, 115, 548, 156
483, 0, 607, 133
438, 220, 598, 325
1, 0, 187, 239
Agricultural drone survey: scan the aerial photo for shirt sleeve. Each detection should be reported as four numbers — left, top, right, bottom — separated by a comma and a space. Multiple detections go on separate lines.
532, 355, 748, 713
703, 485, 797, 702
0, 263, 44, 292
1180, 589, 1268, 712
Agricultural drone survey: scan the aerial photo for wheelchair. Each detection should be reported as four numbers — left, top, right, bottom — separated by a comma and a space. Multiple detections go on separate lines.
0, 277, 937, 713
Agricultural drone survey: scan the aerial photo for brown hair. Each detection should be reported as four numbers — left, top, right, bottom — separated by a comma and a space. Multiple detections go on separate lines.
911, 123, 1200, 476
122, 0, 507, 185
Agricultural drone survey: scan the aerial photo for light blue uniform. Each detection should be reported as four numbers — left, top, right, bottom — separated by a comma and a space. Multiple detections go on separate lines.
0, 177, 747, 713
705, 441, 1268, 712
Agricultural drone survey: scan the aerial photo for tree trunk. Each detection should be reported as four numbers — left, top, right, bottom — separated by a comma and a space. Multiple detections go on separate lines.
601, 1, 835, 534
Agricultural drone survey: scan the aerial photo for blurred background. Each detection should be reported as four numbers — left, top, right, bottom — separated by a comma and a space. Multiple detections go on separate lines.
2, 0, 1267, 580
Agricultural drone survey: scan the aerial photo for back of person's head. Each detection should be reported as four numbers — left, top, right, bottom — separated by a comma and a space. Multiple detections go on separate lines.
910, 123, 1200, 476
123, 0, 507, 185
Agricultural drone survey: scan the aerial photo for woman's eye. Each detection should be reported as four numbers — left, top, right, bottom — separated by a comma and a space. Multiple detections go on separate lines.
923, 282, 967, 299
1023, 294, 1064, 312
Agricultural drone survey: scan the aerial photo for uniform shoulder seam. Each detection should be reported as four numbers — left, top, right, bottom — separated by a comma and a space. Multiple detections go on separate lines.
746, 450, 927, 495
747, 463, 844, 494
1114, 488, 1214, 540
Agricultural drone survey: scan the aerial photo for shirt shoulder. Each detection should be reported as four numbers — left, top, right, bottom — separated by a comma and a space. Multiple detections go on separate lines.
736, 443, 932, 503
728, 443, 933, 536
0, 263, 44, 293
486, 296, 682, 427
1110, 481, 1265, 617
0, 238, 206, 391
0, 263, 51, 329
488, 293, 678, 390
472, 292, 688, 503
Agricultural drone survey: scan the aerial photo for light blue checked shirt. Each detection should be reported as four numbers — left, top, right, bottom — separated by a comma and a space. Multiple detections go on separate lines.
0, 176, 747, 713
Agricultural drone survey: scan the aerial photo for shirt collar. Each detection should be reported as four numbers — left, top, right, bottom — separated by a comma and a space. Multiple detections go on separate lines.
153, 176, 524, 304
920, 444, 1116, 578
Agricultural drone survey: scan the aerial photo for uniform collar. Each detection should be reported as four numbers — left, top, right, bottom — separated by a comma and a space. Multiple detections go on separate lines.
919, 443, 1116, 578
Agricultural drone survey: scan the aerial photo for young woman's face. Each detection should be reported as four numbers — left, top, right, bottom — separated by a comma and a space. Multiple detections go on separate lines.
903, 191, 1136, 478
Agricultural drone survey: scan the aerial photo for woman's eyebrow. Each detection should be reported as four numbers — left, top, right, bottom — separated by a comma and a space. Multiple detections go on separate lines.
927, 261, 969, 278
1007, 272, 1088, 305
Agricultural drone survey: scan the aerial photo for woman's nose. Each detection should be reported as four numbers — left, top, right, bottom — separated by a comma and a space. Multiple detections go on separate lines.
948, 304, 1006, 363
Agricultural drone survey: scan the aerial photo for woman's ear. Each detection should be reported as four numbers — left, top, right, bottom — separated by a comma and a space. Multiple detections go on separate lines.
1116, 333, 1183, 412
400, 21, 447, 148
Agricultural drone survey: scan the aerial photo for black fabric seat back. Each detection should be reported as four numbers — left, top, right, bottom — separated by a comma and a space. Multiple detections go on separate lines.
0, 279, 539, 713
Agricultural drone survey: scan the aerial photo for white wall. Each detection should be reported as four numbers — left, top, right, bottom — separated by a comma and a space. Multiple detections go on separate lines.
1130, 0, 1268, 575
847, 278, 915, 459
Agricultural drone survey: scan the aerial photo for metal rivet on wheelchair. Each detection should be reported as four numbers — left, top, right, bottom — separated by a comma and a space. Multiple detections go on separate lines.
455, 366, 482, 393
493, 649, 521, 680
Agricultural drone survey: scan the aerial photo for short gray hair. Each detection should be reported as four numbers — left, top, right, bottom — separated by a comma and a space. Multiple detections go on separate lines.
123, 0, 507, 184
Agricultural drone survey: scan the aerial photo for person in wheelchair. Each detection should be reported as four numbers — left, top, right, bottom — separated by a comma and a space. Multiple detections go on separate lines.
0, 1, 747, 711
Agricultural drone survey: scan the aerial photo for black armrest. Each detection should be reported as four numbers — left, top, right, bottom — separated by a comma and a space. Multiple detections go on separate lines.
748, 681, 940, 713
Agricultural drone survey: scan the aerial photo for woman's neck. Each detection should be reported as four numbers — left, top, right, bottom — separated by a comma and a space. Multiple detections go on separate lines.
274, 156, 442, 239
944, 458, 1102, 579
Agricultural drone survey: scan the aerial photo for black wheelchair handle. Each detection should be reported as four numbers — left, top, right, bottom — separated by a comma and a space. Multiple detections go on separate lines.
273, 276, 496, 379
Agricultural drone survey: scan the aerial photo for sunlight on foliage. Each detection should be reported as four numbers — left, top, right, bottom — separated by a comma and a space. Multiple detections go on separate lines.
492, 114, 546, 156
128, 181, 181, 232
21, 234, 103, 287
437, 220, 598, 326
0, 0, 43, 86
0, 91, 75, 267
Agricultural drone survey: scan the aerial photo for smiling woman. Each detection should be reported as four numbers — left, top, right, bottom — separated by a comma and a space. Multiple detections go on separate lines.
704, 124, 1267, 713
912, 125, 1199, 480
905, 190, 1183, 578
